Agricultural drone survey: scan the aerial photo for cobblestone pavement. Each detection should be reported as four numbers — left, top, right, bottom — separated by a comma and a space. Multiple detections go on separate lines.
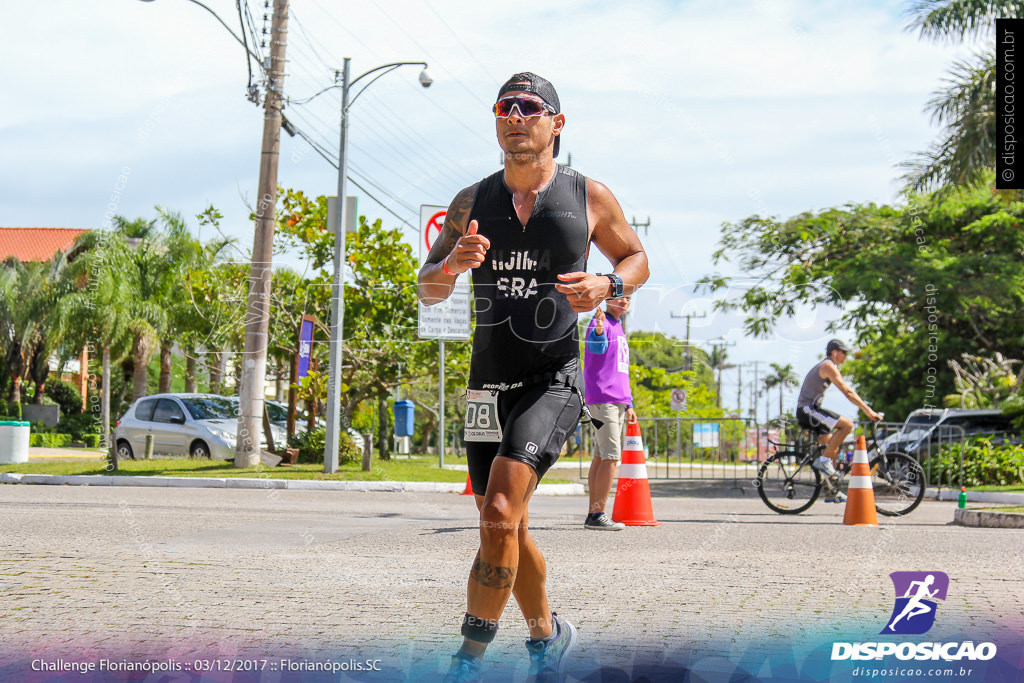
1, 484, 1021, 679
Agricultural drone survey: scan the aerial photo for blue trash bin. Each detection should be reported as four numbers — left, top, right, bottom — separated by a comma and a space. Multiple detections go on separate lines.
393, 400, 415, 438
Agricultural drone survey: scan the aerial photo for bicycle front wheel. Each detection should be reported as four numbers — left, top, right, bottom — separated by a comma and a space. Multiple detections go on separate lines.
756, 451, 822, 514
871, 451, 926, 517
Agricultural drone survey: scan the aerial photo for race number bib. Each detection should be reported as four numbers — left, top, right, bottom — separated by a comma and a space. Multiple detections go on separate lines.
465, 389, 502, 443
617, 337, 630, 374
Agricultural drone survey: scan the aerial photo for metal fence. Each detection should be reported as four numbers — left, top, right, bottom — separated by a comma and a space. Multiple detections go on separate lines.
574, 417, 764, 491
571, 417, 977, 490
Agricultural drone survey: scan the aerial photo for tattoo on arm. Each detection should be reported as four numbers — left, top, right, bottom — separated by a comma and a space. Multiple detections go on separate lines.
424, 183, 478, 265
470, 555, 516, 589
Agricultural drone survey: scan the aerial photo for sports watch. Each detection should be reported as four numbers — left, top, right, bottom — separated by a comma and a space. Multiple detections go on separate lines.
602, 272, 624, 299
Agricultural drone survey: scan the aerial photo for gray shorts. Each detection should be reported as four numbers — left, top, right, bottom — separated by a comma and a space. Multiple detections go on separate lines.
590, 403, 626, 461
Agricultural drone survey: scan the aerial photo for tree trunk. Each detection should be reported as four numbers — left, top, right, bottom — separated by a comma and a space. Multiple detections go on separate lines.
377, 397, 391, 460
158, 341, 173, 393
184, 351, 197, 393
132, 334, 150, 401
275, 359, 286, 401
209, 350, 222, 395
102, 345, 111, 452
7, 344, 24, 404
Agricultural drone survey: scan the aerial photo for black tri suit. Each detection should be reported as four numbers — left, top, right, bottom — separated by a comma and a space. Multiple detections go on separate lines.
464, 165, 590, 495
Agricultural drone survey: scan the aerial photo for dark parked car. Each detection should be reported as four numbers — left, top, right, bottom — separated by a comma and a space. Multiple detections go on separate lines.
881, 408, 1019, 458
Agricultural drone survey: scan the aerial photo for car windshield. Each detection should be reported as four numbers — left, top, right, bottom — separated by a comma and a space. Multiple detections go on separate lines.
266, 402, 287, 423
179, 396, 239, 421
897, 413, 941, 442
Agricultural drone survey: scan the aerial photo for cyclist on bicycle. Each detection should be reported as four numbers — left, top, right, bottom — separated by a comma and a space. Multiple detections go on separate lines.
795, 339, 882, 503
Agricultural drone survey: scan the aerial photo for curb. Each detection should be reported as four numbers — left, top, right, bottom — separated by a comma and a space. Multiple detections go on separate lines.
953, 506, 1024, 529
928, 488, 1024, 504
0, 472, 584, 496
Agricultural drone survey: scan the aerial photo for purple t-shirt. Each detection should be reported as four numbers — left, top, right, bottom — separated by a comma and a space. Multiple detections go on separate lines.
583, 314, 632, 405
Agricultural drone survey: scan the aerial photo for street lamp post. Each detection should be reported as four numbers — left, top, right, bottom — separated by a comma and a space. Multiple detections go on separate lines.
323, 58, 430, 473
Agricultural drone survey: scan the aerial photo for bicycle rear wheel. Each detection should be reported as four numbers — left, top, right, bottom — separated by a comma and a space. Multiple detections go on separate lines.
756, 451, 822, 514
870, 451, 926, 517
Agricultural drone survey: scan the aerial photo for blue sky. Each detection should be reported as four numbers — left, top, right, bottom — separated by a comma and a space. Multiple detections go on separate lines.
0, 0, 979, 417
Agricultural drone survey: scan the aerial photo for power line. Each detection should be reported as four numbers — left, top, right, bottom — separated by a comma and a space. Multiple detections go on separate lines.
421, 0, 498, 83
289, 121, 416, 229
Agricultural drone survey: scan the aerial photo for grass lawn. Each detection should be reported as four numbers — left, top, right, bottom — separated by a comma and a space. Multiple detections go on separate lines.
0, 455, 577, 485
985, 505, 1024, 513
966, 484, 1024, 492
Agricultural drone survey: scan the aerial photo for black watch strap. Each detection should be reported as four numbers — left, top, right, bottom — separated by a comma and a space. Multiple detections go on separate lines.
601, 273, 624, 299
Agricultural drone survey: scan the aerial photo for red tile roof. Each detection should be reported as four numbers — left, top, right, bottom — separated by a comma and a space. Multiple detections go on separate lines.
0, 228, 89, 262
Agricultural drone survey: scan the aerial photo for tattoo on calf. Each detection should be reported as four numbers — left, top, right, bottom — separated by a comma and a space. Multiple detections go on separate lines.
470, 556, 516, 589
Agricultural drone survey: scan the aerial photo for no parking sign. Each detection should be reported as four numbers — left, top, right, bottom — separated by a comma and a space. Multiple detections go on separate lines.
418, 204, 470, 340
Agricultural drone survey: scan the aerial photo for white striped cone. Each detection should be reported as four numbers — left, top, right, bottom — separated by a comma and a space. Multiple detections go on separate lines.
611, 422, 661, 527
843, 435, 878, 526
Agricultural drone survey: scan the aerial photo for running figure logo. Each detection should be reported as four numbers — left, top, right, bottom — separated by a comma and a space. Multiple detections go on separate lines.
881, 571, 949, 635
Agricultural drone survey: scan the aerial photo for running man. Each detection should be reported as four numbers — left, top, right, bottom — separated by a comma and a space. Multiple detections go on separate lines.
795, 339, 882, 503
418, 72, 648, 682
887, 574, 939, 631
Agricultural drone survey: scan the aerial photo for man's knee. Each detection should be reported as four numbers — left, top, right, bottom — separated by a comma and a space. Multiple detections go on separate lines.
480, 497, 521, 542
835, 417, 853, 434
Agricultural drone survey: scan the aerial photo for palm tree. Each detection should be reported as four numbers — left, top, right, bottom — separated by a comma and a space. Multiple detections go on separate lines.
707, 345, 735, 409
765, 362, 799, 421
0, 255, 70, 405
52, 233, 136, 450
902, 0, 1024, 190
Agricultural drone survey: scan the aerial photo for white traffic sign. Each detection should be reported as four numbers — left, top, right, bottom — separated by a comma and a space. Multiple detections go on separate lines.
418, 204, 471, 340
670, 388, 687, 412
419, 205, 448, 267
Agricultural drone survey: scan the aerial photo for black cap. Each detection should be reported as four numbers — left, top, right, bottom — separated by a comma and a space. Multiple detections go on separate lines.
497, 72, 561, 158
826, 339, 851, 355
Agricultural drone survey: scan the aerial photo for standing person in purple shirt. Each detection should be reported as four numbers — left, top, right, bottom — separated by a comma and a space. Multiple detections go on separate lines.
583, 295, 636, 531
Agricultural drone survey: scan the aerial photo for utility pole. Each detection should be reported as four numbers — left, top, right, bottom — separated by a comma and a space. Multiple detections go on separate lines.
628, 216, 650, 236
670, 311, 707, 371
236, 0, 288, 468
748, 360, 760, 426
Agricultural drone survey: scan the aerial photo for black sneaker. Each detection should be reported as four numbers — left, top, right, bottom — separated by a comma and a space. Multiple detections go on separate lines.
584, 513, 625, 531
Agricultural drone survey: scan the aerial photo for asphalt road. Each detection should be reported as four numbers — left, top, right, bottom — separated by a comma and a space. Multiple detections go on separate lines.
0, 484, 1021, 681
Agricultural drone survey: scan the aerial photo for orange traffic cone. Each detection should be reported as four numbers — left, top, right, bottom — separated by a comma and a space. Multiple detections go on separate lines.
843, 435, 878, 527
611, 422, 661, 526
462, 473, 474, 496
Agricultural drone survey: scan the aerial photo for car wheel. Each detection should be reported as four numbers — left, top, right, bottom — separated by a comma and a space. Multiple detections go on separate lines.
116, 440, 134, 461
190, 440, 211, 459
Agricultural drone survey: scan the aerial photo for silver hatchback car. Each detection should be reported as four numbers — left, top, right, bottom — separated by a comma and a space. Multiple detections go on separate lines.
113, 393, 287, 460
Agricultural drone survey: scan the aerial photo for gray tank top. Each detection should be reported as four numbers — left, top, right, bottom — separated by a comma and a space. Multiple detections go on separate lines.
796, 359, 832, 409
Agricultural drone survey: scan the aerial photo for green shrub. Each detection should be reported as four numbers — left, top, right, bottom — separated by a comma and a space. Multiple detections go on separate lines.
46, 380, 83, 415
83, 434, 101, 448
57, 412, 101, 442
28, 433, 73, 448
932, 437, 1024, 487
1002, 396, 1024, 436
9, 401, 21, 420
287, 427, 361, 465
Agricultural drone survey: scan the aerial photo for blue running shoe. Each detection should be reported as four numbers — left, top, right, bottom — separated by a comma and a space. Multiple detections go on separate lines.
526, 612, 578, 682
443, 652, 482, 683
824, 491, 848, 504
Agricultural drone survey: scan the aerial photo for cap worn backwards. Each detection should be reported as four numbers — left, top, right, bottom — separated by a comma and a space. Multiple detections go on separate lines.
497, 72, 561, 158
826, 339, 850, 354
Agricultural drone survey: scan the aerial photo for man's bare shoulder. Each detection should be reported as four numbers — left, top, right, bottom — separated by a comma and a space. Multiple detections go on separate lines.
585, 177, 620, 208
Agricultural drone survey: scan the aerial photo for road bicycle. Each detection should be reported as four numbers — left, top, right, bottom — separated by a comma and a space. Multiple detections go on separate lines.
755, 422, 926, 517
